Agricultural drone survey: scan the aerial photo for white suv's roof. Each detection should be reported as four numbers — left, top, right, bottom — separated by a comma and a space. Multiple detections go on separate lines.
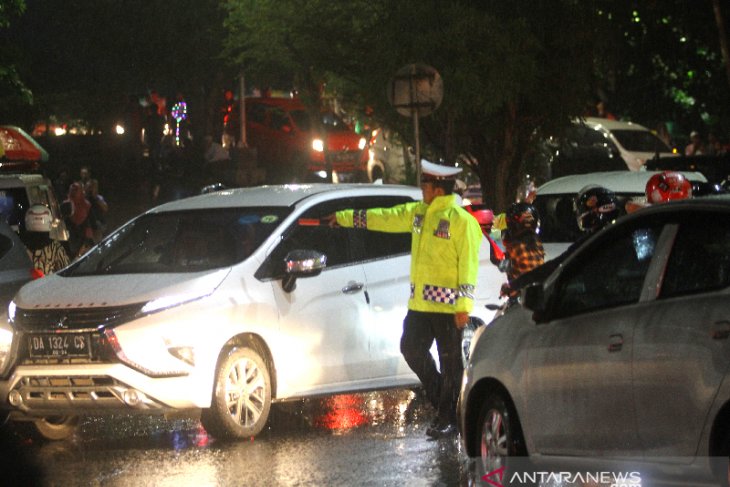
150, 183, 422, 212
537, 170, 707, 196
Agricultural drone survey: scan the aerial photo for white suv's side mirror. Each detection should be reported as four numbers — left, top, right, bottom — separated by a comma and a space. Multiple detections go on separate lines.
281, 250, 326, 293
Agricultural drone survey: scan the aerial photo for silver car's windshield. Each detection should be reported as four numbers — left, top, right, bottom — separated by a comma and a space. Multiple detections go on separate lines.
62, 207, 291, 276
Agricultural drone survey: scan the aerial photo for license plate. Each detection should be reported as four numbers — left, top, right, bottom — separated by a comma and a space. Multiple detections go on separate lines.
28, 333, 91, 358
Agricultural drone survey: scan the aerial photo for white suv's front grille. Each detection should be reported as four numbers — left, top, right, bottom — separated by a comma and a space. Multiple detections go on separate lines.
14, 303, 145, 331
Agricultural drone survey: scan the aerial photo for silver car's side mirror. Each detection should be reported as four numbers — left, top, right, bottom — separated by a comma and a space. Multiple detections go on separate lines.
281, 250, 327, 293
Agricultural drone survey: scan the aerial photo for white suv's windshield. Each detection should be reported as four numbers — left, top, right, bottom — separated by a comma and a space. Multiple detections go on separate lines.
62, 207, 291, 276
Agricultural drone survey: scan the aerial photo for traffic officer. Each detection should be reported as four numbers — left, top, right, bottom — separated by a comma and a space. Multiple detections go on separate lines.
327, 159, 482, 438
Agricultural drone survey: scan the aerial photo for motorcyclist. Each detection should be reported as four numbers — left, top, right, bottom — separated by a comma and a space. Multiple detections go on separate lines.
464, 204, 504, 266
627, 171, 693, 213
499, 202, 545, 300
509, 185, 622, 292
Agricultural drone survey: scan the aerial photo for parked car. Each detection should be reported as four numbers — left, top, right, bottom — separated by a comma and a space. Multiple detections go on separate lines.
245, 97, 369, 183
0, 183, 503, 440
459, 194, 730, 484
0, 173, 68, 242
532, 170, 707, 260
541, 118, 678, 178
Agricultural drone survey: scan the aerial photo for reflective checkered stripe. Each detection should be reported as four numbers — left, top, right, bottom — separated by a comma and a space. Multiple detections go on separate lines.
353, 209, 367, 228
459, 284, 475, 300
422, 284, 458, 305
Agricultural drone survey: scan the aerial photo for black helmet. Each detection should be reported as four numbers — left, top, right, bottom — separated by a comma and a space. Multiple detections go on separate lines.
574, 185, 621, 233
506, 202, 540, 236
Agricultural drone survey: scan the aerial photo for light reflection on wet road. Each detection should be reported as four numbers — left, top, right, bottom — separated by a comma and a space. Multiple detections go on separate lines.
2, 388, 479, 486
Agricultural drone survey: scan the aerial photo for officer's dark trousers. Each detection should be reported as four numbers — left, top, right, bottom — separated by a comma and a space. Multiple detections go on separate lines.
400, 309, 463, 425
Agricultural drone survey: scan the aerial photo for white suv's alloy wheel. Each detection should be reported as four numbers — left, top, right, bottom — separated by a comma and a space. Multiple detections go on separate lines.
201, 346, 272, 439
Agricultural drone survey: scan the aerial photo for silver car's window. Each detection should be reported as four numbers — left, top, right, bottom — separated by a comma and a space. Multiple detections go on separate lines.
62, 207, 290, 276
551, 224, 661, 318
661, 213, 730, 298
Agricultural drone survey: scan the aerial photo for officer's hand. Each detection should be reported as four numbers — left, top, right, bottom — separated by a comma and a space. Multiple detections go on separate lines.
454, 312, 469, 330
324, 213, 339, 228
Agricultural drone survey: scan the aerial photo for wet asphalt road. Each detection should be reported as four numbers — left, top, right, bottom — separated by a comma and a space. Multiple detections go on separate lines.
2, 388, 481, 487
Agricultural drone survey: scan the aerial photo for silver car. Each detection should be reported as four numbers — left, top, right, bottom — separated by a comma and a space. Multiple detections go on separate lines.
459, 195, 730, 483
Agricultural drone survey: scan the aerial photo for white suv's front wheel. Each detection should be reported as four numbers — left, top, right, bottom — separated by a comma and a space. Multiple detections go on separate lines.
33, 415, 80, 441
201, 346, 272, 440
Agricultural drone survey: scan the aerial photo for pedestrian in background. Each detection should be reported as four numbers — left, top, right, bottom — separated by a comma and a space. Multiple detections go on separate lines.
327, 159, 482, 438
85, 179, 109, 243
64, 182, 94, 259
685, 130, 706, 155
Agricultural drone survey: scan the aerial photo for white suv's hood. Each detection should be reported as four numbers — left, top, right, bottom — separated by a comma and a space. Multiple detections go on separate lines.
13, 269, 230, 309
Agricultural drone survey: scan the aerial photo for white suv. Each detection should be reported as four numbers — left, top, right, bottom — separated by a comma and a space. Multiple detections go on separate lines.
0, 184, 502, 440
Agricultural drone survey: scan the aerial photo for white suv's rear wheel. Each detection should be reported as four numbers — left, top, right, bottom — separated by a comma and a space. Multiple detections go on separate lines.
201, 346, 272, 440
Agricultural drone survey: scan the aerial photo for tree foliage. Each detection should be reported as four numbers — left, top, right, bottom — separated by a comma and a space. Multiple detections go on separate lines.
0, 0, 31, 104
223, 0, 598, 209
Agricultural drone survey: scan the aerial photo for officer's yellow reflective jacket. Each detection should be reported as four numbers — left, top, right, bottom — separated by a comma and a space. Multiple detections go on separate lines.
336, 194, 481, 314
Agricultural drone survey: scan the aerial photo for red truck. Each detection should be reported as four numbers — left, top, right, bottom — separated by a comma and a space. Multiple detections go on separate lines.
244, 97, 368, 183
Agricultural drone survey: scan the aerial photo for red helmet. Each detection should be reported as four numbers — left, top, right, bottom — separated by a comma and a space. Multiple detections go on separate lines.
465, 204, 494, 226
645, 171, 692, 204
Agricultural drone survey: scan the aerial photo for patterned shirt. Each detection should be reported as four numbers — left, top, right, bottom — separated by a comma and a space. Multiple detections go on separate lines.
28, 241, 70, 276
502, 234, 544, 298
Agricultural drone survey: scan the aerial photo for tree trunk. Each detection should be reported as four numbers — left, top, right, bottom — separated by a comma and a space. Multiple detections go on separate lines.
712, 0, 730, 90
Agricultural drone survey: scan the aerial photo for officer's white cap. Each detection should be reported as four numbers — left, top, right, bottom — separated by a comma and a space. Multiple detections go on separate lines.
420, 159, 462, 181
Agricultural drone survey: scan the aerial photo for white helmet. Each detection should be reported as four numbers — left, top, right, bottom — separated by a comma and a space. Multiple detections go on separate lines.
25, 204, 53, 233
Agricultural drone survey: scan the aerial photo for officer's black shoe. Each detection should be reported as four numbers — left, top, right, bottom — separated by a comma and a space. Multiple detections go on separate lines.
426, 422, 457, 439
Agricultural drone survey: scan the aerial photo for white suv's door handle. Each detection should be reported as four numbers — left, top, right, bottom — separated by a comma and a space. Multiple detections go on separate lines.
342, 282, 364, 294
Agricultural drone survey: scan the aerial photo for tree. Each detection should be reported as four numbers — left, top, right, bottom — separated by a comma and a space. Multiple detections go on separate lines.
591, 2, 730, 140
0, 0, 31, 105
223, 0, 597, 210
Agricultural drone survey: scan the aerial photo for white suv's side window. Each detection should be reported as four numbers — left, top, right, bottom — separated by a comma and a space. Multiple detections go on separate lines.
256, 196, 414, 280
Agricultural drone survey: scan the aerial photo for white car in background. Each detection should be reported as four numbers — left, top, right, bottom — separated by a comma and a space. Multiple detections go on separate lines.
579, 117, 677, 171
532, 170, 707, 260
0, 184, 502, 440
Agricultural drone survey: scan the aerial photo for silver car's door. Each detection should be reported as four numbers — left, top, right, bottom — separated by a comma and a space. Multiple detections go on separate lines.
524, 220, 663, 457
633, 212, 730, 456
263, 212, 373, 394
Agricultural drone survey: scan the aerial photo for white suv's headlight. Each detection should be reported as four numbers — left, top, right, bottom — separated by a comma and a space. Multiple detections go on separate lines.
0, 325, 13, 373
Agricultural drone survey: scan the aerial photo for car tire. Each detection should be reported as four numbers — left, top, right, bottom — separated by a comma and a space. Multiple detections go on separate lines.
201, 346, 272, 440
33, 415, 80, 441
478, 392, 526, 472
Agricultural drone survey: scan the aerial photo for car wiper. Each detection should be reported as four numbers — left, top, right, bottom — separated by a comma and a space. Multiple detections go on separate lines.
96, 230, 150, 274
